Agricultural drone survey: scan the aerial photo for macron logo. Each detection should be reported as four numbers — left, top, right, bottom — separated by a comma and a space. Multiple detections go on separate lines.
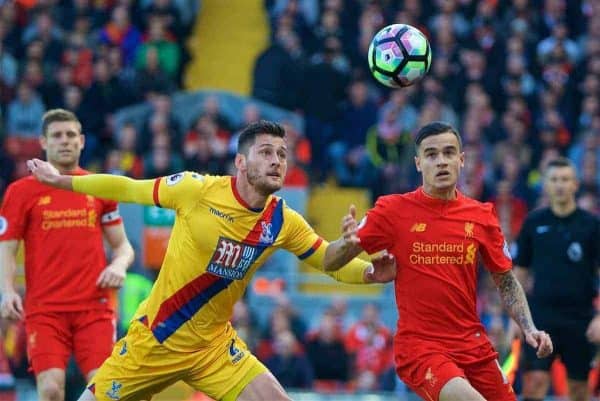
209, 207, 234, 223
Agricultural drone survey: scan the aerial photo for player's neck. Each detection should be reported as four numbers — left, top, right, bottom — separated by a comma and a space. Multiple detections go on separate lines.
550, 199, 577, 217
422, 185, 457, 201
234, 175, 269, 209
51, 161, 79, 175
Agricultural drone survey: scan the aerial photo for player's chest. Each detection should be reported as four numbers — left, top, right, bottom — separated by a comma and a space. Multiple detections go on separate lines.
185, 202, 282, 251
396, 218, 482, 266
29, 192, 102, 231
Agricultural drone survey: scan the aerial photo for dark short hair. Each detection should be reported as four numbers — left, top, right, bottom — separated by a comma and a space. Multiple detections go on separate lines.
414, 121, 462, 153
237, 120, 285, 154
42, 108, 81, 136
545, 157, 575, 172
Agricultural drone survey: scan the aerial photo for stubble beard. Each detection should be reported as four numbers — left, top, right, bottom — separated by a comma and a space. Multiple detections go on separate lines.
247, 169, 279, 196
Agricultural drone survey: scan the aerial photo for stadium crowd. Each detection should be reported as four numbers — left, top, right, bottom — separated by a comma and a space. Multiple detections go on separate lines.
1, 0, 599, 398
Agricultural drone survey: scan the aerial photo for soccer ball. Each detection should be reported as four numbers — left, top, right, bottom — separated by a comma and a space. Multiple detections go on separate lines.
368, 24, 432, 88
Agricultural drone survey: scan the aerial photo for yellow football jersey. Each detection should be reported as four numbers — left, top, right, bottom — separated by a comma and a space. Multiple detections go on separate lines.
136, 172, 325, 351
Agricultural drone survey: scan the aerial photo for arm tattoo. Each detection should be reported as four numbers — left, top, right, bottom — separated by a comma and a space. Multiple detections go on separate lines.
491, 270, 535, 333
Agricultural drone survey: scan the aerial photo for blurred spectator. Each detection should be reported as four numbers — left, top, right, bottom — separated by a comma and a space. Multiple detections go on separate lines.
21, 8, 63, 65
134, 45, 176, 96
252, 29, 304, 110
231, 300, 261, 353
138, 92, 182, 154
0, 41, 17, 90
489, 179, 529, 244
199, 95, 233, 132
143, 132, 183, 177
108, 122, 143, 177
328, 79, 377, 187
6, 82, 45, 138
345, 303, 393, 391
183, 114, 228, 174
142, 0, 185, 40
135, 16, 179, 78
99, 5, 142, 66
305, 311, 349, 387
301, 36, 349, 181
265, 330, 313, 389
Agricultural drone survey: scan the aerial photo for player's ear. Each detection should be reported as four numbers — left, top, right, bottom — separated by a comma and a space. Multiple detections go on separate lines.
235, 153, 246, 172
459, 151, 465, 168
414, 156, 421, 172
80, 133, 86, 149
39, 135, 47, 151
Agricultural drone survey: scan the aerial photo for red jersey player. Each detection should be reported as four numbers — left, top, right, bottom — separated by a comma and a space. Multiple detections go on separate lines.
0, 109, 134, 401
324, 122, 553, 401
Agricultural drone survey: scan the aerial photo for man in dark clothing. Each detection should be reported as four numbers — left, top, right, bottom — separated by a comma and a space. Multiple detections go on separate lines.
252, 30, 304, 111
515, 157, 600, 401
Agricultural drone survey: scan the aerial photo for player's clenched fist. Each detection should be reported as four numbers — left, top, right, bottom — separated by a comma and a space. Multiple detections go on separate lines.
0, 291, 23, 320
524, 329, 553, 358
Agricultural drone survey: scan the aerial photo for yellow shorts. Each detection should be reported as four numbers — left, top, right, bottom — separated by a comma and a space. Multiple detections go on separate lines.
87, 321, 267, 401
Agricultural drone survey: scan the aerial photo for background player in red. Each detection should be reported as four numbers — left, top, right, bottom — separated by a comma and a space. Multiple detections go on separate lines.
0, 109, 134, 401
324, 121, 553, 401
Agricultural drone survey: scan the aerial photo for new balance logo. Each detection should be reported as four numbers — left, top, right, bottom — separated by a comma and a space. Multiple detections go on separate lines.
37, 196, 51, 205
410, 223, 427, 232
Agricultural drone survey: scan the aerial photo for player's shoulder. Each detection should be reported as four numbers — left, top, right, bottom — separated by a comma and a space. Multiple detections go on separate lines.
4, 175, 41, 194
163, 171, 224, 188
525, 207, 551, 222
457, 193, 500, 224
374, 193, 407, 208
575, 208, 600, 224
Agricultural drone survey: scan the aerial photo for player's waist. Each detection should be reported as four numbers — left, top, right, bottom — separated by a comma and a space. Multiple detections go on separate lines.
25, 299, 114, 316
134, 316, 233, 350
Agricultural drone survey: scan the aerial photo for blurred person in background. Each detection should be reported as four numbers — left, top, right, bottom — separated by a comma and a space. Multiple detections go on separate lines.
0, 109, 134, 401
265, 330, 313, 390
514, 157, 600, 401
305, 310, 349, 390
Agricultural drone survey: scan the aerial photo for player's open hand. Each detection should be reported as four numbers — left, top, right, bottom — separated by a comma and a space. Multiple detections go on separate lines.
97, 264, 126, 289
524, 329, 553, 358
26, 158, 60, 185
342, 204, 360, 247
365, 252, 396, 283
0, 291, 23, 321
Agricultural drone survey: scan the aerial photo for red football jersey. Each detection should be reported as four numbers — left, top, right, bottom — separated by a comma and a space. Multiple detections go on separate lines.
0, 169, 122, 316
357, 187, 512, 352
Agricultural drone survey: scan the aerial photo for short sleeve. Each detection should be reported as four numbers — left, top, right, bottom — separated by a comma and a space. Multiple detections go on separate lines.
479, 206, 513, 273
513, 215, 533, 268
356, 196, 395, 255
281, 207, 323, 259
154, 172, 210, 212
0, 183, 27, 241
100, 200, 123, 226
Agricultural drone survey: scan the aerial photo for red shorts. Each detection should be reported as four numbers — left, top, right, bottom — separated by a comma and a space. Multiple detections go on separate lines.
395, 341, 516, 401
25, 309, 115, 376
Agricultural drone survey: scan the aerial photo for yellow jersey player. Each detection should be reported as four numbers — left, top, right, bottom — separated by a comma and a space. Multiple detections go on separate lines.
27, 120, 396, 401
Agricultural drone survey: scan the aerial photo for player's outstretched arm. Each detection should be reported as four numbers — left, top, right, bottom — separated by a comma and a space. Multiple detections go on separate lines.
324, 205, 365, 270
27, 158, 155, 205
491, 270, 553, 358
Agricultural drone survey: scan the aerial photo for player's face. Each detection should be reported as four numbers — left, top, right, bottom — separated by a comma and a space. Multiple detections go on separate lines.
544, 166, 578, 205
40, 121, 84, 169
415, 132, 464, 196
244, 134, 288, 195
